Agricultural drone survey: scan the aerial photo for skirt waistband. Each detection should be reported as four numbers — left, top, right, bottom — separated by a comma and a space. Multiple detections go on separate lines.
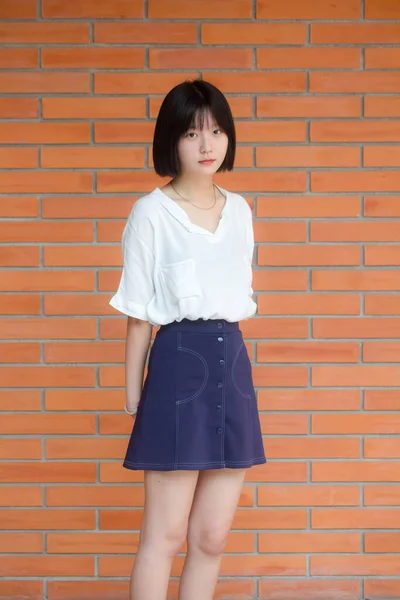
158, 318, 240, 334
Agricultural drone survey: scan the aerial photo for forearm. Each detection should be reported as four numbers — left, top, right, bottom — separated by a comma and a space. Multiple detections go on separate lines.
125, 316, 153, 412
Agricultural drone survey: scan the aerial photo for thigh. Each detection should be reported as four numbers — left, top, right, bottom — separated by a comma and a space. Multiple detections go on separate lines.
188, 469, 246, 542
140, 470, 199, 548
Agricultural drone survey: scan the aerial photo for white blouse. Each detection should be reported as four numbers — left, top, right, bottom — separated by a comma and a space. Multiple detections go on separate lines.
109, 186, 257, 326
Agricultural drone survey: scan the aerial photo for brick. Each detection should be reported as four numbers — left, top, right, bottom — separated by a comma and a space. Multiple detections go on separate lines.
365, 485, 400, 505
257, 48, 360, 69
0, 509, 95, 530
47, 532, 139, 554
46, 438, 126, 459
259, 414, 309, 435
258, 485, 360, 506
259, 532, 360, 553
43, 0, 143, 18
0, 414, 95, 434
43, 97, 145, 119
0, 486, 42, 507
258, 245, 360, 267
0, 366, 95, 388
264, 437, 360, 458
0, 390, 41, 412
366, 246, 400, 266
364, 527, 400, 556
313, 318, 400, 339
95, 22, 196, 43
0, 48, 37, 68
365, 390, 400, 411
0, 222, 92, 243
0, 439, 42, 459
44, 246, 121, 267
150, 48, 252, 70
46, 485, 144, 507
0, 172, 92, 194
0, 271, 94, 293
45, 389, 125, 411
206, 72, 305, 93
311, 23, 400, 44
311, 555, 400, 576
0, 556, 94, 577
0, 196, 38, 218
256, 146, 359, 167
42, 47, 144, 69
258, 0, 360, 18
366, 48, 400, 69
366, 0, 400, 19
0, 98, 38, 119
365, 96, 400, 117
149, 0, 252, 19
95, 121, 154, 143
313, 413, 400, 434
95, 72, 198, 94
149, 96, 254, 119
235, 121, 306, 142
257, 196, 360, 218
365, 295, 400, 315
312, 120, 400, 142
42, 197, 133, 219
365, 580, 400, 599
312, 507, 400, 528
311, 72, 400, 93
365, 438, 400, 459
202, 23, 306, 44
0, 73, 90, 93
259, 580, 360, 600
0, 247, 39, 267
364, 146, 400, 167
0, 148, 37, 169
259, 293, 360, 317
0, 292, 41, 315
0, 582, 42, 600
257, 341, 359, 363
41, 146, 144, 169
0, 533, 42, 553
0, 0, 36, 18
44, 296, 117, 316
311, 221, 400, 242
0, 462, 96, 483
312, 171, 400, 193
253, 221, 306, 243
257, 96, 360, 118
47, 581, 129, 600
364, 196, 400, 216
44, 342, 123, 362
0, 122, 90, 144
313, 270, 400, 291
0, 341, 40, 361
258, 389, 360, 412
0, 22, 89, 43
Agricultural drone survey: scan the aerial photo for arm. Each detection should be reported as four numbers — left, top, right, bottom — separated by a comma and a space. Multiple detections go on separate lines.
125, 317, 153, 415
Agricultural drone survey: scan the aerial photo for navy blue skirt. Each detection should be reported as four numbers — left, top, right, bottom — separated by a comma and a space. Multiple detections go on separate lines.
123, 318, 266, 471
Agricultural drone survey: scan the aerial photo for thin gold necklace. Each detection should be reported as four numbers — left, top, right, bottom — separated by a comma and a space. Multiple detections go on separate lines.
170, 180, 217, 210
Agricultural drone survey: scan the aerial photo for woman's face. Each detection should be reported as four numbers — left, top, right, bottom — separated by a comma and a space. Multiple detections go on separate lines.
177, 110, 229, 177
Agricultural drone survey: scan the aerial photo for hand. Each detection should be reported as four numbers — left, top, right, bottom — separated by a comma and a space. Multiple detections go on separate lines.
124, 404, 138, 416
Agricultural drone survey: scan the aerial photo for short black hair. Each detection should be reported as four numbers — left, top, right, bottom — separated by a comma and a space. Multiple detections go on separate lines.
153, 79, 236, 178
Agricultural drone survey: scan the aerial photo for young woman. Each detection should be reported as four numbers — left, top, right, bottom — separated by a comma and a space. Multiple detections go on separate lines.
109, 79, 266, 600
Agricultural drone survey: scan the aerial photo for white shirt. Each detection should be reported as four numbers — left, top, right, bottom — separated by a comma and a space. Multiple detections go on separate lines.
109, 186, 257, 326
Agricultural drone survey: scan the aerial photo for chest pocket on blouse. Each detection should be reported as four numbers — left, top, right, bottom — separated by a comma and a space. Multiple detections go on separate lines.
161, 258, 201, 300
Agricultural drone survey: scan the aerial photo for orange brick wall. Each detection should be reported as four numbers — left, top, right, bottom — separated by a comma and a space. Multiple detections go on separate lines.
1, 0, 400, 599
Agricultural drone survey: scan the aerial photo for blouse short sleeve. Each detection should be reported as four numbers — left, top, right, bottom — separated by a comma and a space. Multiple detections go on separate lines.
109, 208, 155, 322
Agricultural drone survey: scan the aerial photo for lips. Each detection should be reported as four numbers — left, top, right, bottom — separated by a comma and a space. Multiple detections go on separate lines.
199, 159, 215, 165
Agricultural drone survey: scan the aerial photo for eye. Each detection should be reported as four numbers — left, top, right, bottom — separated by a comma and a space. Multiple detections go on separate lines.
185, 131, 197, 139
213, 129, 222, 135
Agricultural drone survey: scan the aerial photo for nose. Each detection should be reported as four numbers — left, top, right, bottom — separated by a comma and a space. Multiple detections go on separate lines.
200, 131, 213, 154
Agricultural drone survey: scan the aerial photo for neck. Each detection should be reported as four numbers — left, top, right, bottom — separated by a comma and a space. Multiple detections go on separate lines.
172, 174, 215, 197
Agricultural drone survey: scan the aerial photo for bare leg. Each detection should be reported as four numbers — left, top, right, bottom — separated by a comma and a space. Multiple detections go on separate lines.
178, 468, 246, 600
130, 469, 199, 600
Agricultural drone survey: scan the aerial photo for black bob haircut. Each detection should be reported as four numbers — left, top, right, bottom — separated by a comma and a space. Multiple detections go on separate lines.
152, 79, 236, 178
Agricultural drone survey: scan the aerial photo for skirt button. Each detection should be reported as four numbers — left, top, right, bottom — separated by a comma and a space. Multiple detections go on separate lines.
217, 382, 223, 389
219, 359, 225, 366
217, 336, 223, 342
217, 427, 222, 434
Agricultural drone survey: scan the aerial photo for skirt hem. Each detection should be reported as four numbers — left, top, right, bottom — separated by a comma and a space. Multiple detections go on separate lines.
122, 456, 267, 471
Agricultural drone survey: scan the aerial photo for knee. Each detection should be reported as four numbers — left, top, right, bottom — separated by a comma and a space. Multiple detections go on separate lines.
188, 525, 228, 558
142, 523, 188, 557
